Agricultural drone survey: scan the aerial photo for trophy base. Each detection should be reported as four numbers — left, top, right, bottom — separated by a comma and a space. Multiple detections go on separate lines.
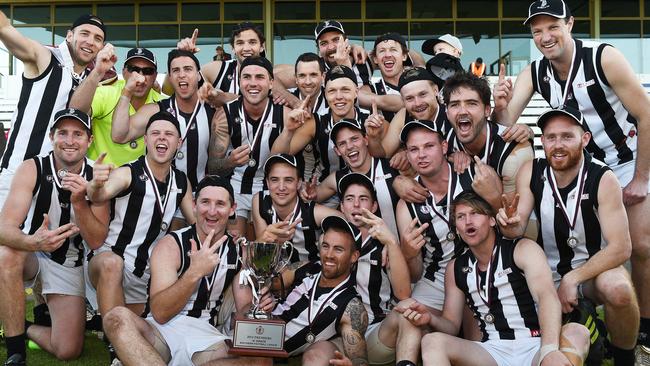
227, 314, 289, 358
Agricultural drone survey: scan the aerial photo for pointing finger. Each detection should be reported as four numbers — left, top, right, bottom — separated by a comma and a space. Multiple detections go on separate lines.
498, 63, 505, 82
191, 28, 199, 44
96, 152, 107, 165
372, 101, 378, 115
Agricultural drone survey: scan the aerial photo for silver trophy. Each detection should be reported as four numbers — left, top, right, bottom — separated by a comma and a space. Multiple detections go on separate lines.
238, 239, 294, 319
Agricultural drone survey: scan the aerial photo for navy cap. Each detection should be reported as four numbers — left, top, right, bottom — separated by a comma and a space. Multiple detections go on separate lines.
321, 215, 362, 250
537, 105, 584, 131
146, 110, 182, 136
195, 175, 234, 201
71, 14, 106, 39
425, 53, 464, 88
398, 67, 437, 91
125, 47, 157, 67
315, 20, 345, 40
52, 108, 92, 132
400, 119, 443, 143
524, 0, 572, 25
337, 172, 377, 201
324, 65, 357, 85
263, 153, 303, 178
329, 118, 364, 144
240, 56, 274, 78
373, 32, 408, 52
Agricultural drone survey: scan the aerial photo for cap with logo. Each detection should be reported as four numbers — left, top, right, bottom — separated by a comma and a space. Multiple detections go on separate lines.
400, 119, 443, 143
125, 47, 157, 67
321, 215, 362, 250
71, 14, 106, 39
315, 20, 345, 40
329, 118, 364, 144
425, 53, 464, 88
52, 108, 92, 132
421, 34, 463, 56
524, 0, 571, 25
263, 153, 303, 178
536, 105, 584, 131
398, 67, 439, 91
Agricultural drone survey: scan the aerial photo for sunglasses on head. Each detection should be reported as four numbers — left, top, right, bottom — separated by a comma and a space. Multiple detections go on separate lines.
126, 64, 156, 75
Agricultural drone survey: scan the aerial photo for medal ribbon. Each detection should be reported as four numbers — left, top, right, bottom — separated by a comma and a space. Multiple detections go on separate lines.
143, 157, 175, 222
57, 40, 88, 85
172, 97, 202, 148
271, 197, 301, 225
49, 153, 86, 189
193, 227, 226, 296
473, 242, 499, 311
307, 272, 350, 330
548, 38, 581, 108
425, 163, 456, 234
240, 99, 273, 160
546, 156, 588, 232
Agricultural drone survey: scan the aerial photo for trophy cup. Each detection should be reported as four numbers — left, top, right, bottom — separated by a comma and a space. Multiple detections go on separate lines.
228, 239, 293, 357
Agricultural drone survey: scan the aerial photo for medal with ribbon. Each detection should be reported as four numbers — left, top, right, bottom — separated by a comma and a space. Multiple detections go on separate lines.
143, 157, 175, 232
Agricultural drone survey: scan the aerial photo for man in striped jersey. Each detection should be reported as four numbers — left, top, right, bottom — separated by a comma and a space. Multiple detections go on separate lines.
399, 191, 590, 366
86, 111, 194, 319
271, 215, 368, 365
498, 106, 640, 365
0, 108, 110, 365
336, 173, 419, 365
0, 12, 107, 210
102, 176, 270, 366
493, 1, 650, 354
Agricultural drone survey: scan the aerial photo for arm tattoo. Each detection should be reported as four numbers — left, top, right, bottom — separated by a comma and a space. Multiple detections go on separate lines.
341, 297, 369, 366
208, 113, 233, 175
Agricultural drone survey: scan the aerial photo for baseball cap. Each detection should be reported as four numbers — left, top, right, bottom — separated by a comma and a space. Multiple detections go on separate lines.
421, 34, 463, 56
240, 56, 274, 78
195, 175, 234, 201
324, 65, 357, 85
71, 14, 106, 39
321, 215, 362, 250
263, 153, 303, 178
167, 49, 201, 73
329, 118, 364, 144
400, 119, 443, 143
146, 110, 182, 136
425, 53, 464, 88
125, 47, 157, 68
373, 32, 408, 52
398, 67, 439, 91
51, 108, 92, 132
337, 172, 377, 201
536, 105, 584, 131
315, 20, 345, 40
524, 0, 572, 25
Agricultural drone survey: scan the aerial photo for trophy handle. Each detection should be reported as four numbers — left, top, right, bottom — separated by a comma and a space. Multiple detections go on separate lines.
274, 241, 294, 274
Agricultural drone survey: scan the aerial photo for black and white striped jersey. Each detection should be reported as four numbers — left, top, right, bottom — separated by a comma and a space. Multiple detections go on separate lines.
212, 59, 239, 95
158, 97, 214, 190
370, 78, 400, 122
1, 44, 89, 172
322, 58, 373, 87
273, 272, 359, 356
406, 166, 473, 283
454, 237, 541, 342
22, 153, 93, 267
290, 87, 329, 115
223, 97, 285, 194
530, 154, 610, 282
104, 156, 189, 280
335, 157, 400, 236
353, 236, 392, 324
258, 192, 320, 263
531, 39, 636, 167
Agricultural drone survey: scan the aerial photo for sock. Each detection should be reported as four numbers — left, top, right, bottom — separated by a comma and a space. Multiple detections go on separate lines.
609, 344, 634, 365
639, 317, 650, 347
395, 361, 417, 366
103, 333, 117, 361
5, 334, 26, 359
33, 303, 51, 326
24, 320, 33, 334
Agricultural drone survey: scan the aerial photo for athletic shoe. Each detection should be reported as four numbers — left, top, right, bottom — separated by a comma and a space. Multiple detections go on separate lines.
563, 298, 606, 366
636, 345, 650, 366
3, 354, 26, 366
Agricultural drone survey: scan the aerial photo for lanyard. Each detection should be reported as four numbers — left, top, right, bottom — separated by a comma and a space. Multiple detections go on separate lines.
308, 273, 349, 327
546, 157, 588, 232
272, 198, 301, 224
239, 99, 272, 153
425, 164, 455, 229
549, 39, 580, 107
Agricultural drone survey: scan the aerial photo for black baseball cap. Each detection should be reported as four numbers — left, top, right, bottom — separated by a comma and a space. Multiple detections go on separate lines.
167, 49, 200, 72
315, 20, 345, 40
329, 118, 364, 144
398, 67, 438, 91
195, 175, 235, 202
524, 0, 572, 25
146, 110, 182, 136
321, 215, 362, 250
263, 153, 303, 178
51, 108, 92, 132
373, 32, 408, 52
425, 53, 464, 88
536, 105, 585, 131
324, 65, 357, 85
125, 47, 157, 67
240, 56, 274, 78
71, 14, 106, 39
337, 172, 377, 201
400, 119, 443, 143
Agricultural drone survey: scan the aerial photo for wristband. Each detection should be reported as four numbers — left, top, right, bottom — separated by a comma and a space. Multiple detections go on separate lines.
537, 343, 559, 365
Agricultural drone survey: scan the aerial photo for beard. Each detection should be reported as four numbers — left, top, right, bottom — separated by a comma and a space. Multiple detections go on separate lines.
546, 146, 583, 171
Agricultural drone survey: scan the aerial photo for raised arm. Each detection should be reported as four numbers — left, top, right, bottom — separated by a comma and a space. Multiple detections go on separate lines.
271, 110, 314, 155
86, 154, 132, 203
111, 83, 160, 143
492, 64, 535, 127
496, 160, 535, 239
396, 200, 425, 282
69, 43, 117, 114
63, 172, 110, 249
0, 10, 52, 76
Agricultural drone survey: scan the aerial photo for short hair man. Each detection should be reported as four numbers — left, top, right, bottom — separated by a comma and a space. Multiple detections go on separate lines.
252, 154, 342, 263
271, 215, 368, 365
497, 106, 640, 364
102, 176, 270, 366
86, 111, 194, 319
493, 2, 650, 352
0, 109, 109, 364
0, 13, 107, 208
399, 191, 590, 366
70, 47, 163, 166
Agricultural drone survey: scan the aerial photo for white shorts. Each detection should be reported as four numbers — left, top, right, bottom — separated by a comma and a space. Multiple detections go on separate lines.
365, 321, 395, 364
412, 273, 446, 311
234, 191, 253, 219
147, 315, 230, 366
25, 252, 85, 297
90, 246, 148, 304
611, 160, 650, 193
0, 167, 15, 211
474, 337, 540, 366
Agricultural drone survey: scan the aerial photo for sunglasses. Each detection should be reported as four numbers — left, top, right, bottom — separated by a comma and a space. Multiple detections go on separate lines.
126, 65, 156, 75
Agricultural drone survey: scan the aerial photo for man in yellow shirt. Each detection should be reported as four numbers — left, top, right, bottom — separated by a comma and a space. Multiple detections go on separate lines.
71, 47, 163, 166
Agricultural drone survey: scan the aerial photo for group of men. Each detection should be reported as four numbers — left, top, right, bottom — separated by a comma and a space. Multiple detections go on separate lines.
0, 0, 649, 365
